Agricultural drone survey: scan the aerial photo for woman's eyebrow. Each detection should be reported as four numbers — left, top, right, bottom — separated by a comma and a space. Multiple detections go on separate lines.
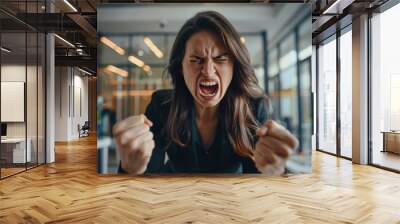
214, 53, 229, 57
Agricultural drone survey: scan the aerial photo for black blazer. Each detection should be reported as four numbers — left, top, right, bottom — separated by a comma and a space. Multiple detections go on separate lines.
119, 89, 270, 174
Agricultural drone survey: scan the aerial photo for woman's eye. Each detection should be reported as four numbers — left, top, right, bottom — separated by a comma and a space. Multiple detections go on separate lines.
190, 58, 202, 64
215, 55, 228, 62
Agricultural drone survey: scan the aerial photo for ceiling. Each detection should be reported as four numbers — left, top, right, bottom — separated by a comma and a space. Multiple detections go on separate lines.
97, 3, 304, 42
311, 0, 390, 44
0, 0, 393, 75
0, 0, 98, 72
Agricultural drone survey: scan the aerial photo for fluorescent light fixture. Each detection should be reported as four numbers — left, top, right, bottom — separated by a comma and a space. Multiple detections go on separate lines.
100, 36, 125, 55
78, 67, 92, 76
322, 0, 350, 15
144, 37, 164, 58
240, 37, 246, 44
113, 90, 154, 97
54, 34, 75, 48
143, 65, 152, 76
143, 65, 151, 72
105, 65, 128, 78
128, 55, 145, 67
1, 47, 11, 53
63, 0, 78, 12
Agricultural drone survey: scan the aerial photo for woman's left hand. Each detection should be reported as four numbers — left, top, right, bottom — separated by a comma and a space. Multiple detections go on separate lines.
253, 120, 299, 175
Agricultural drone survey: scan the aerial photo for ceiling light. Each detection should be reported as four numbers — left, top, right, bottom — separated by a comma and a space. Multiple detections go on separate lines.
144, 37, 163, 58
105, 65, 128, 78
143, 65, 151, 72
128, 55, 145, 67
240, 37, 246, 44
78, 67, 92, 76
142, 65, 152, 76
63, 0, 78, 12
1, 47, 11, 53
54, 34, 75, 48
100, 36, 125, 55
138, 50, 144, 57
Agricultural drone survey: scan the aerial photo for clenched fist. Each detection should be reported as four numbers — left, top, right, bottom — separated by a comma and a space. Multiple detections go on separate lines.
113, 114, 155, 174
253, 120, 298, 175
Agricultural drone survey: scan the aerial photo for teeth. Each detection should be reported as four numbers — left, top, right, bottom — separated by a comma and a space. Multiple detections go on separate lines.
200, 81, 217, 86
200, 91, 217, 97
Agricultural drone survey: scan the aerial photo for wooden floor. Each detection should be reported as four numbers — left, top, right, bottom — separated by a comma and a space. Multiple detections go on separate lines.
1, 167, 26, 178
1, 135, 400, 223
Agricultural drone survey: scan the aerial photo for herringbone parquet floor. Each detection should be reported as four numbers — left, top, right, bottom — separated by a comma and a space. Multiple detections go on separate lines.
1, 135, 400, 223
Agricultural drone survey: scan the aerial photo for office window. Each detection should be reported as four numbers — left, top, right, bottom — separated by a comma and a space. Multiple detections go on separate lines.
244, 35, 265, 90
339, 28, 352, 158
317, 36, 337, 154
298, 17, 312, 61
268, 47, 280, 118
371, 3, 400, 171
279, 33, 299, 136
298, 18, 312, 154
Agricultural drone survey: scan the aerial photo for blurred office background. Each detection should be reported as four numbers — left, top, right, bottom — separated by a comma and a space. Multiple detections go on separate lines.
97, 4, 312, 174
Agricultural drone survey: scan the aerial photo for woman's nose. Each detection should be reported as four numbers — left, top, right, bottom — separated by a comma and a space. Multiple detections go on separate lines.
201, 59, 216, 76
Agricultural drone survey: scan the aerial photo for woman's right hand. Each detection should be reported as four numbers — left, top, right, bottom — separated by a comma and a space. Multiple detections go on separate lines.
113, 114, 155, 174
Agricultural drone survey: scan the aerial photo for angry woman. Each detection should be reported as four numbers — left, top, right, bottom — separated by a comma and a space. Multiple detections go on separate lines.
113, 11, 298, 174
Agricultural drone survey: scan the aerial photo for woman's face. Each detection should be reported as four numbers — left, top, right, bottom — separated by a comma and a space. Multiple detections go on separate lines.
182, 30, 234, 108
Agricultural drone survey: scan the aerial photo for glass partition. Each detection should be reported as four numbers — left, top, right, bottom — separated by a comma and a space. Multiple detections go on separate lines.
1, 30, 28, 177
279, 33, 299, 137
0, 1, 46, 179
27, 30, 38, 169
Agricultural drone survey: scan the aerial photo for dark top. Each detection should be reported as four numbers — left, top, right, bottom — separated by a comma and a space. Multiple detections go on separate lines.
119, 89, 270, 174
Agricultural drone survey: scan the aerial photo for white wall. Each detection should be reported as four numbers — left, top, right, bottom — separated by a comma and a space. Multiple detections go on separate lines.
54, 67, 89, 141
55, 66, 69, 141
71, 73, 89, 138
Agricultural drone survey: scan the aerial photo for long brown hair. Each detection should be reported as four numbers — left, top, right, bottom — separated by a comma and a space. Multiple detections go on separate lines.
166, 11, 266, 157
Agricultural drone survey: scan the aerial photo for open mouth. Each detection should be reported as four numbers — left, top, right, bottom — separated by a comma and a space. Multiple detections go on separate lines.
199, 80, 219, 97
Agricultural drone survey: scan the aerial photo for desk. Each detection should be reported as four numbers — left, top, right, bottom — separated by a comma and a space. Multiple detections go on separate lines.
1, 138, 31, 163
382, 131, 400, 154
